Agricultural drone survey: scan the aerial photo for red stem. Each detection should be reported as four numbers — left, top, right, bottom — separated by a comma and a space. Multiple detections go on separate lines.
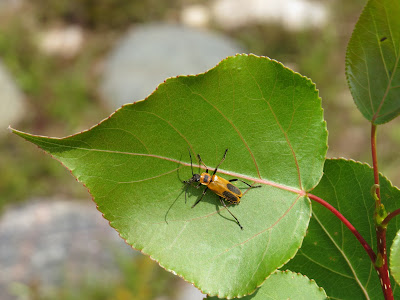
371, 124, 393, 300
376, 227, 393, 300
307, 193, 376, 263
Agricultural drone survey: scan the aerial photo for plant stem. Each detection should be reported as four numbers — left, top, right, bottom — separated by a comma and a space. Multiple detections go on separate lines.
307, 193, 376, 263
371, 124, 381, 202
370, 124, 393, 300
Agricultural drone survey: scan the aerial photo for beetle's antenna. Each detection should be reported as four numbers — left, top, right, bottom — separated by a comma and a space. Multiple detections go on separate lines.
188, 148, 194, 176
197, 154, 208, 173
212, 149, 228, 176
184, 148, 196, 203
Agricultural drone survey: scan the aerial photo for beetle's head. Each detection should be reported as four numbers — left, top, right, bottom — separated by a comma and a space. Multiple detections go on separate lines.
184, 173, 200, 184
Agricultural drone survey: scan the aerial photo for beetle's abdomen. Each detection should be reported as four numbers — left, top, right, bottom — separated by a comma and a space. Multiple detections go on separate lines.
226, 183, 241, 195
222, 191, 240, 203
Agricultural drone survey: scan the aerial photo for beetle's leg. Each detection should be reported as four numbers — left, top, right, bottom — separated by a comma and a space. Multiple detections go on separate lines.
228, 178, 261, 188
219, 197, 243, 230
184, 184, 189, 203
191, 187, 208, 208
212, 149, 228, 176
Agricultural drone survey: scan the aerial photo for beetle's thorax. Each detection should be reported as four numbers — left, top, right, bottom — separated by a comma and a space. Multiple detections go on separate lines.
200, 173, 217, 185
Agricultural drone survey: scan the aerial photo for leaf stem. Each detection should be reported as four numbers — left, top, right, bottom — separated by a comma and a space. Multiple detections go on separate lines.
382, 208, 400, 227
307, 193, 376, 263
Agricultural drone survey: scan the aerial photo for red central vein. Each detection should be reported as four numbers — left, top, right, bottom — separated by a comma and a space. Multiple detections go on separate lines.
24, 131, 305, 196
185, 152, 302, 194
86, 149, 303, 195
79, 138, 302, 195
19, 129, 305, 196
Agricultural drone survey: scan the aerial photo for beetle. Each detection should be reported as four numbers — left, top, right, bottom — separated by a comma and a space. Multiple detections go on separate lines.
183, 149, 261, 230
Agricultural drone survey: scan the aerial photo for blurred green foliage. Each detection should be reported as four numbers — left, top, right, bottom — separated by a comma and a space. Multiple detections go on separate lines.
34, 0, 180, 29
0, 18, 104, 207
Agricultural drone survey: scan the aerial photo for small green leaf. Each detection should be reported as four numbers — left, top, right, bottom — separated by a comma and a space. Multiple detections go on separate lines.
390, 230, 400, 285
207, 270, 327, 299
345, 0, 400, 124
12, 54, 327, 298
285, 159, 400, 299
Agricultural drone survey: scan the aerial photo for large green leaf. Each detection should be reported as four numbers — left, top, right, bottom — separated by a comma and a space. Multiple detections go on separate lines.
285, 159, 400, 299
390, 229, 400, 286
345, 0, 400, 124
12, 54, 327, 298
207, 270, 327, 299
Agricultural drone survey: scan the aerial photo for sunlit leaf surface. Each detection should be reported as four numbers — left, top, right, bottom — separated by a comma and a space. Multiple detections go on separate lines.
12, 54, 327, 297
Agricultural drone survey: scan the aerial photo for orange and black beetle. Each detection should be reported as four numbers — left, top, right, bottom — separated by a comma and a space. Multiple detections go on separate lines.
183, 149, 260, 230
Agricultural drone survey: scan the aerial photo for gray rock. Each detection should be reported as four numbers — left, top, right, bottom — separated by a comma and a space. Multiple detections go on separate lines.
0, 198, 205, 299
0, 199, 133, 299
0, 60, 24, 135
100, 23, 244, 109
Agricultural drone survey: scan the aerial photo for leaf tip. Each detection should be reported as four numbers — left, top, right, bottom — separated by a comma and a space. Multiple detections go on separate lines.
9, 127, 29, 140
8, 126, 23, 137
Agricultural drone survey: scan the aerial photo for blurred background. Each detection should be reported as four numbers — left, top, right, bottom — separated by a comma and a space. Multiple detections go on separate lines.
1, 0, 399, 299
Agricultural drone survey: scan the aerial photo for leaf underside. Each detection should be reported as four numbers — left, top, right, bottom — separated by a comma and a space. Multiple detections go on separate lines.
12, 54, 327, 298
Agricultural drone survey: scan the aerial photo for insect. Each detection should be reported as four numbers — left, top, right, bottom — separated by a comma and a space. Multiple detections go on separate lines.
183, 149, 261, 230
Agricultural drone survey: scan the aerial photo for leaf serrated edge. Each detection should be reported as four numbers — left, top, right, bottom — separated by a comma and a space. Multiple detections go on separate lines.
8, 129, 210, 297
102, 194, 312, 300
9, 54, 327, 299
274, 269, 328, 298
325, 157, 400, 192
